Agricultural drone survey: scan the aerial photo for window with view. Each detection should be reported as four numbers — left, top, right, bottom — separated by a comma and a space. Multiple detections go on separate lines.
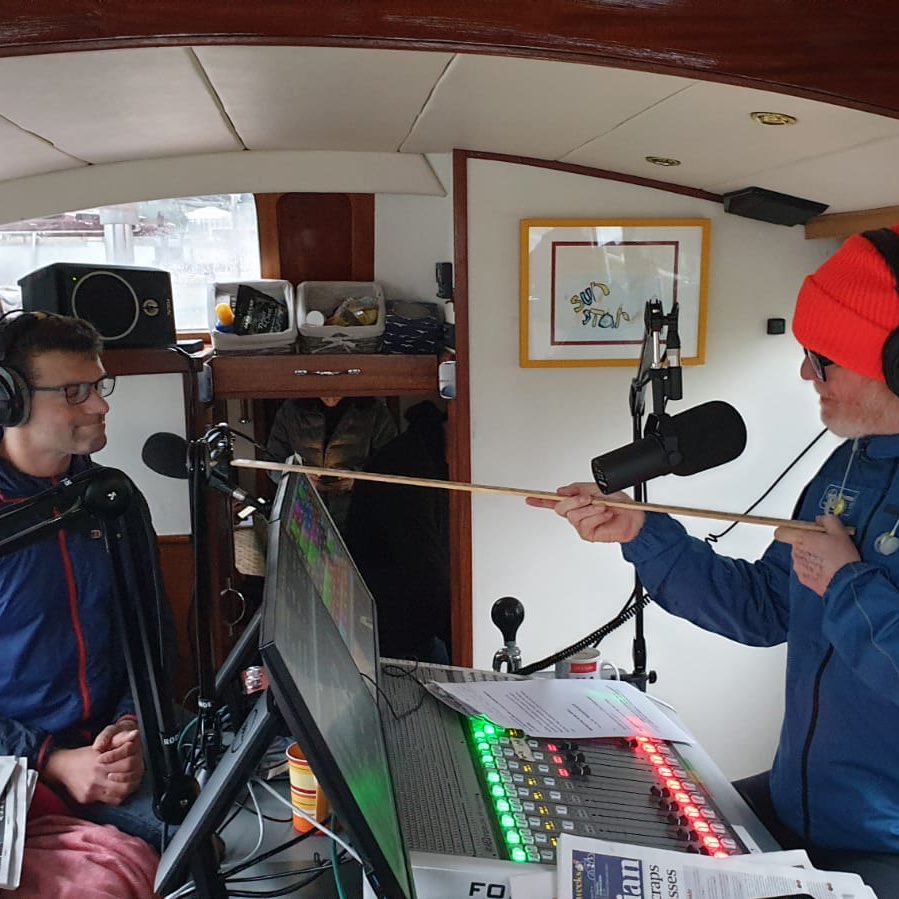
0, 194, 261, 332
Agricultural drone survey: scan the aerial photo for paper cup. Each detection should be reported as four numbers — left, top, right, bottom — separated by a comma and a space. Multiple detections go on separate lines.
286, 741, 329, 833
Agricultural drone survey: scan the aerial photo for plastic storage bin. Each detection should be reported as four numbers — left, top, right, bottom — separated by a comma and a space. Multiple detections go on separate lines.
209, 280, 296, 353
296, 281, 385, 354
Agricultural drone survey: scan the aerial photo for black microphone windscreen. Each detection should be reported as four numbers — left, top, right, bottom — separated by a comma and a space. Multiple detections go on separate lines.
590, 400, 747, 494
142, 432, 189, 480
669, 401, 747, 476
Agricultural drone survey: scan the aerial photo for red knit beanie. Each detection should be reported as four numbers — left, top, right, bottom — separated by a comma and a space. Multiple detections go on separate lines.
793, 224, 899, 382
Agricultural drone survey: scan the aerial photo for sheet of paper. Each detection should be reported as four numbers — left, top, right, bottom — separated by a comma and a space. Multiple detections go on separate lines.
556, 835, 878, 899
427, 678, 693, 743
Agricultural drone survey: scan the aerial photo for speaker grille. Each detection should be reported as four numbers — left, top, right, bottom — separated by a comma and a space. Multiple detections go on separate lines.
71, 271, 140, 340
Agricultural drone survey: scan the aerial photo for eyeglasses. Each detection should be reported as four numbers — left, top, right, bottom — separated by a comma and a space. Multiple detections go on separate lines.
804, 348, 833, 382
31, 376, 116, 405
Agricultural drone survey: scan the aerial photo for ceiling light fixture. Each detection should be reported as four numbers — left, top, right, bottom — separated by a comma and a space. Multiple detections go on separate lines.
750, 111, 798, 126
645, 156, 681, 167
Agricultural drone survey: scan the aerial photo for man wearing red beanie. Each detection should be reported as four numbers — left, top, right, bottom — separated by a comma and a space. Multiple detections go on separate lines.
529, 225, 899, 896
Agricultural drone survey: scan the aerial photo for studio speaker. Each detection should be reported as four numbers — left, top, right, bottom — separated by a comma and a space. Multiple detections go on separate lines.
722, 187, 829, 227
18, 262, 176, 348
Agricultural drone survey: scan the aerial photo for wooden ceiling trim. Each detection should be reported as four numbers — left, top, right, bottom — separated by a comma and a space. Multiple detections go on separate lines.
805, 206, 899, 240
464, 151, 723, 204
1, 2, 898, 118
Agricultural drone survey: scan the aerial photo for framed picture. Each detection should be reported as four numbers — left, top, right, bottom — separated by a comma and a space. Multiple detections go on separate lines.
519, 218, 709, 368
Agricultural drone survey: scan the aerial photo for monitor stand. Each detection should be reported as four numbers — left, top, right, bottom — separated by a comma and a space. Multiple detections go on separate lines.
155, 689, 282, 896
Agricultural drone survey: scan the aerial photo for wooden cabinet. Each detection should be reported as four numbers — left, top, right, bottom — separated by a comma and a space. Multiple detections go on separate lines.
207, 353, 438, 400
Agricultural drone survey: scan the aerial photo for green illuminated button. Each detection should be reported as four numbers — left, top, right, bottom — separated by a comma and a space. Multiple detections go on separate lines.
505, 830, 522, 845
486, 771, 501, 784
495, 799, 511, 813
511, 847, 527, 863
491, 784, 505, 798
500, 813, 516, 829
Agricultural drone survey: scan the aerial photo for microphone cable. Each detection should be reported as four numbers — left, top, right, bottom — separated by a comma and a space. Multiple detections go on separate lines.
704, 427, 828, 544
516, 587, 651, 677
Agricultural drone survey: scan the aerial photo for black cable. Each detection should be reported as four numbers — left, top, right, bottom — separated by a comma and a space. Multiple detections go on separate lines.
364, 664, 428, 720
221, 826, 320, 878
517, 588, 650, 677
704, 427, 828, 544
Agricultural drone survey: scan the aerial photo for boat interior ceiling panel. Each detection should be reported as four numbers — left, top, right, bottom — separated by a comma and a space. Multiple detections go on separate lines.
0, 11, 896, 218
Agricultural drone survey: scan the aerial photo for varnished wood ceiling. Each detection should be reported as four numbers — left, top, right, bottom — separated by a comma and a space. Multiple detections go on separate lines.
0, 2, 897, 219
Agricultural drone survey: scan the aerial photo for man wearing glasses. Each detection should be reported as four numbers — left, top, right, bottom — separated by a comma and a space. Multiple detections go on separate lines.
0, 311, 167, 850
529, 226, 899, 896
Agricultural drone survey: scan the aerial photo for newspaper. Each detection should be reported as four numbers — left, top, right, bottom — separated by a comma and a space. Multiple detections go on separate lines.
556, 835, 879, 899
0, 757, 32, 891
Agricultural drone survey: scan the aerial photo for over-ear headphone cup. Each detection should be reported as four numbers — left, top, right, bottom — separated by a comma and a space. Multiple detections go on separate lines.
0, 366, 30, 428
884, 330, 899, 398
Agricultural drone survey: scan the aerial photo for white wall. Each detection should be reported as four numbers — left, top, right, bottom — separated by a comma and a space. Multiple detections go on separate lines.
375, 154, 455, 301
94, 373, 191, 536
465, 158, 841, 779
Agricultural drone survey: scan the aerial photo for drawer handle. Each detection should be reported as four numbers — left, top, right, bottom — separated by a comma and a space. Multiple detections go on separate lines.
293, 368, 363, 377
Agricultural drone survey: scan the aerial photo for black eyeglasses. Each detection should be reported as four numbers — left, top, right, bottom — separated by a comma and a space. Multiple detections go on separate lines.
31, 376, 116, 405
804, 348, 833, 382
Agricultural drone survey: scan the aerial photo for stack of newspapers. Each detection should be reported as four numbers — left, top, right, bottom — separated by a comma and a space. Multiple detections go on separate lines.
0, 757, 35, 891
553, 835, 880, 899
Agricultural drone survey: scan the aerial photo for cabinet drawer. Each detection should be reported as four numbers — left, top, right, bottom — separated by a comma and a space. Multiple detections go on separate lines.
208, 353, 438, 399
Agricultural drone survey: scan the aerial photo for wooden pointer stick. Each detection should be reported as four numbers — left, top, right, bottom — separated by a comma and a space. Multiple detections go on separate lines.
232, 458, 835, 533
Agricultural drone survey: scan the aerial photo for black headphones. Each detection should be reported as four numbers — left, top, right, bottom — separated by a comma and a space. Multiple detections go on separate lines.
0, 311, 50, 429
862, 227, 899, 396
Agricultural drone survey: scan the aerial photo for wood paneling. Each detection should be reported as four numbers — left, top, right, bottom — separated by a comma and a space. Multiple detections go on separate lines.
256, 192, 374, 285
1, 3, 898, 118
157, 535, 194, 702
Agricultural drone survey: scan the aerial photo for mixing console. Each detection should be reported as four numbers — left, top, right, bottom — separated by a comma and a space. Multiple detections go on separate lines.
466, 717, 748, 866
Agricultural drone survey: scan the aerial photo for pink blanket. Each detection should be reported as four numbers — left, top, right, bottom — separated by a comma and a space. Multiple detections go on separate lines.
18, 814, 159, 899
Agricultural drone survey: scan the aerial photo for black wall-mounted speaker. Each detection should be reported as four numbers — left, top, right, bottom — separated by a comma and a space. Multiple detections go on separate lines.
18, 263, 177, 348
722, 187, 828, 227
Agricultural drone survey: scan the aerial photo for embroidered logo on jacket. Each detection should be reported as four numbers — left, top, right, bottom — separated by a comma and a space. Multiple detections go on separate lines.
819, 485, 859, 517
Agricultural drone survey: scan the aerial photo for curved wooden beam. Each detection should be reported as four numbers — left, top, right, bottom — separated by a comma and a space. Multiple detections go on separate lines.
0, 1, 897, 117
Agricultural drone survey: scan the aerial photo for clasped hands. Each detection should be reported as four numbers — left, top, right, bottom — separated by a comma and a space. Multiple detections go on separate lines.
528, 482, 860, 597
43, 719, 144, 807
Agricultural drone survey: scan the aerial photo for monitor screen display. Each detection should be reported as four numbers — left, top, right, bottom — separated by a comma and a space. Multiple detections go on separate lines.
261, 473, 415, 899
275, 472, 379, 686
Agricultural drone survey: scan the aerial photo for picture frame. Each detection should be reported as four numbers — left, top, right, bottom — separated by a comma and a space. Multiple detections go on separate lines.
519, 218, 709, 368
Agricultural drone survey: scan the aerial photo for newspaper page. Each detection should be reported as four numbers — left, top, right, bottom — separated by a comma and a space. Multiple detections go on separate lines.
556, 835, 878, 899
0, 758, 30, 891
4, 758, 29, 890
0, 761, 14, 889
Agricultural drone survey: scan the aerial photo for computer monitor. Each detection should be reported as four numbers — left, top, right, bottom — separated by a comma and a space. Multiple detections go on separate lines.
260, 471, 416, 898
273, 472, 380, 686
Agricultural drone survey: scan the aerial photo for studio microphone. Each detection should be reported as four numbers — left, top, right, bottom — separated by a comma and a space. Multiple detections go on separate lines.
142, 432, 189, 480
141, 430, 266, 509
591, 400, 747, 494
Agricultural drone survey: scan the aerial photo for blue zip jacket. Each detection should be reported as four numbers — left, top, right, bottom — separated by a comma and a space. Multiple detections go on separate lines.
0, 455, 137, 769
622, 434, 899, 852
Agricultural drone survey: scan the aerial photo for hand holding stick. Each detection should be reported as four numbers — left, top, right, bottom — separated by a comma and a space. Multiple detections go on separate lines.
232, 458, 838, 533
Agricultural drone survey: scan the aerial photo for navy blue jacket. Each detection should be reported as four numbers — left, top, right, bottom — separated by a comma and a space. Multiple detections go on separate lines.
622, 435, 899, 851
0, 455, 140, 769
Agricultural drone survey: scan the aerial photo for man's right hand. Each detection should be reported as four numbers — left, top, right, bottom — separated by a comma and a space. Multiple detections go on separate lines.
42, 742, 141, 807
526, 482, 646, 544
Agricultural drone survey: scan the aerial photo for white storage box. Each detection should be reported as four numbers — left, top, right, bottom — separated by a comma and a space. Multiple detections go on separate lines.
296, 281, 385, 354
209, 280, 296, 353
